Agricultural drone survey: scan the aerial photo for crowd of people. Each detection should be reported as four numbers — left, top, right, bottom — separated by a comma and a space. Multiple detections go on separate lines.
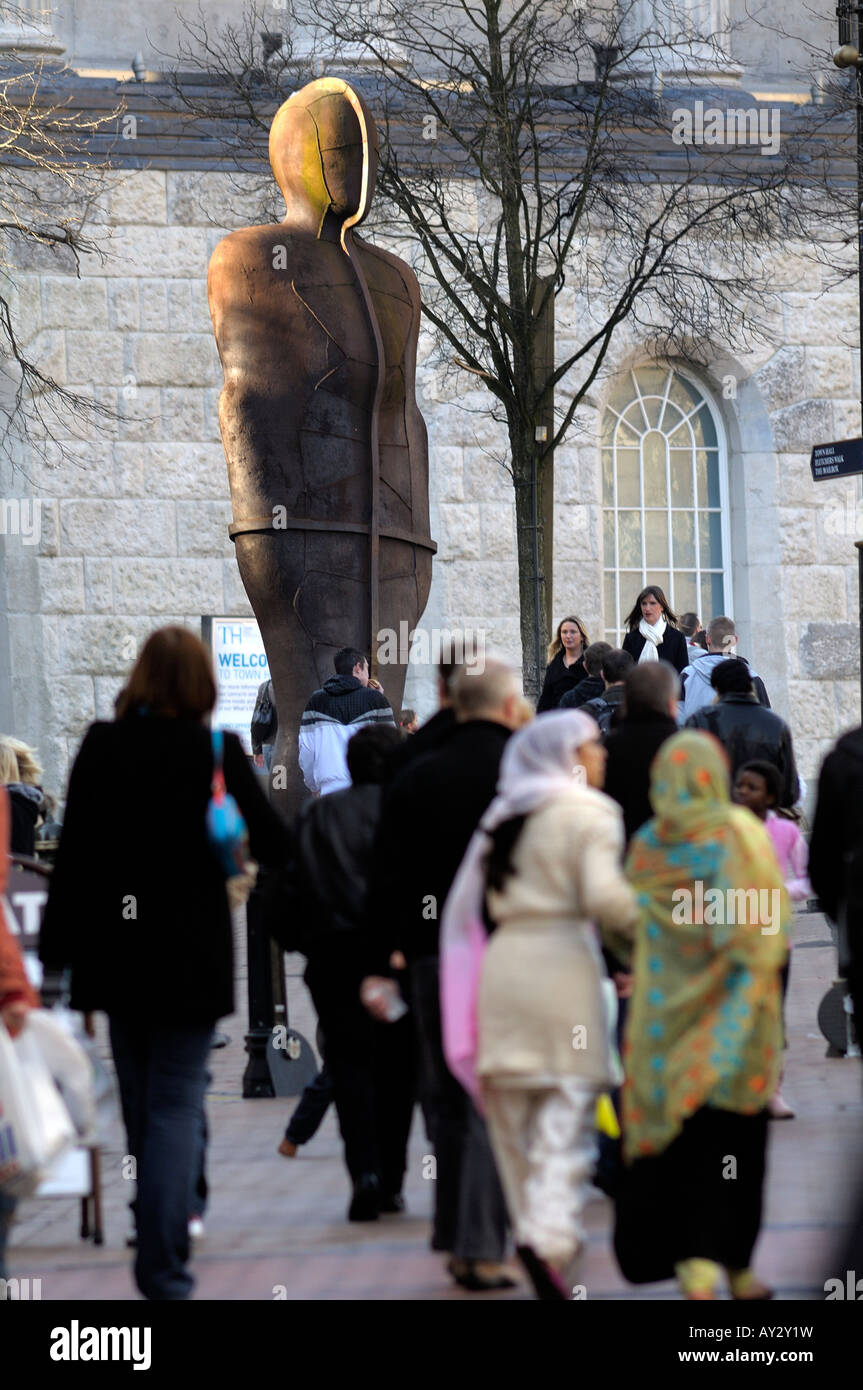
1, 585, 859, 1303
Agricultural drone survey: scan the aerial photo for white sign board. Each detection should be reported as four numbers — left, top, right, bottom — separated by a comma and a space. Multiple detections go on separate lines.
205, 618, 270, 755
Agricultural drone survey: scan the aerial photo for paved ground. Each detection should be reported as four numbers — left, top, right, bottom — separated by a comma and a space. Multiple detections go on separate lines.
7, 909, 862, 1300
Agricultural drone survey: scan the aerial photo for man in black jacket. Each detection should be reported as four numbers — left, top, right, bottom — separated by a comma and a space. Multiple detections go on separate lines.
281, 723, 410, 1222
581, 648, 635, 735
364, 659, 526, 1290
809, 727, 863, 1028
685, 659, 799, 808
385, 659, 459, 780
604, 662, 680, 843
809, 727, 863, 1290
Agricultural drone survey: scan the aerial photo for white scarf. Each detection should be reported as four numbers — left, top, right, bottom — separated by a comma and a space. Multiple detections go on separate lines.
638, 615, 666, 662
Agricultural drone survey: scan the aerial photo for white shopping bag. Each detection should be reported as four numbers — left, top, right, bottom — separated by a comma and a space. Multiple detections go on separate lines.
27, 1010, 97, 1142
0, 1018, 77, 1198
47, 1006, 114, 1144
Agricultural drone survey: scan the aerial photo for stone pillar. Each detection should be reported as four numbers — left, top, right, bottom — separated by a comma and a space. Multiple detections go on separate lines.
620, 0, 742, 87
0, 2, 65, 58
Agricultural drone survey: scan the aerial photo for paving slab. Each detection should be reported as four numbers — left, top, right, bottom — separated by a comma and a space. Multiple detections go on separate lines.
7, 911, 861, 1300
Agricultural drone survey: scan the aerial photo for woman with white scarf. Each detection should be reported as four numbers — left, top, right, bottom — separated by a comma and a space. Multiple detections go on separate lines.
621, 586, 688, 675
440, 711, 638, 1300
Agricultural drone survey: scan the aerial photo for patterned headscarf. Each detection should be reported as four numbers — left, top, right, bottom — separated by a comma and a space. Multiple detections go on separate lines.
621, 731, 789, 1161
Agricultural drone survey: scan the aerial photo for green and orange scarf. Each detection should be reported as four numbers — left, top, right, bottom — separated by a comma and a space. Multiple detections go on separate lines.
621, 731, 789, 1162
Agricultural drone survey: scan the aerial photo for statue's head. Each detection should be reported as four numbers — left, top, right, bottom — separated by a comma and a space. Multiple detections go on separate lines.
270, 78, 378, 235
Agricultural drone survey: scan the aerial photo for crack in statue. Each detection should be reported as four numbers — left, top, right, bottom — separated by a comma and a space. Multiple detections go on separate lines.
208, 77, 435, 813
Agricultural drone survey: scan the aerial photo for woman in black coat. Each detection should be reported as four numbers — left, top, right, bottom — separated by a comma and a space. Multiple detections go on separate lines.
536, 615, 590, 712
621, 586, 688, 676
40, 626, 291, 1302
0, 740, 44, 857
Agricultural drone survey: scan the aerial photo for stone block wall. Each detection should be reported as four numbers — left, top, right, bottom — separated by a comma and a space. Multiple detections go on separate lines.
1, 166, 861, 802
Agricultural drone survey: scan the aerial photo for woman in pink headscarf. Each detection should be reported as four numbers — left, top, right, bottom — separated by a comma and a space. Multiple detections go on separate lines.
441, 710, 637, 1299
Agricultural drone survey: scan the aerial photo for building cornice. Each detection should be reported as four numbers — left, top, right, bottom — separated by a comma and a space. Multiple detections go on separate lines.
0, 66, 854, 183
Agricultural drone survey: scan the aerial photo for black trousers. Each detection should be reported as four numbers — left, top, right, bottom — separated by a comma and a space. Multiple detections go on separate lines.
409, 954, 508, 1260
285, 1063, 334, 1146
304, 963, 415, 1196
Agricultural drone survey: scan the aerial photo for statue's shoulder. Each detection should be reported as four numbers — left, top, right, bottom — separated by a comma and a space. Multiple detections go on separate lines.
357, 238, 421, 304
208, 223, 302, 272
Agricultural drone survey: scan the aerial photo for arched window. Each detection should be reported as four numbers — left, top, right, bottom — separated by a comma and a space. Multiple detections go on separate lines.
601, 365, 731, 644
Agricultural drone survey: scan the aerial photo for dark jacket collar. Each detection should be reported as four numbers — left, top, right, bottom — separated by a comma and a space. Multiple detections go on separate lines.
323, 674, 362, 696
450, 718, 511, 740
620, 712, 678, 732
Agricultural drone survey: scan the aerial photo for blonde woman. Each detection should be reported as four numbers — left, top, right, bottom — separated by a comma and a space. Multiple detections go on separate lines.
1, 737, 43, 788
0, 739, 44, 856
537, 616, 590, 712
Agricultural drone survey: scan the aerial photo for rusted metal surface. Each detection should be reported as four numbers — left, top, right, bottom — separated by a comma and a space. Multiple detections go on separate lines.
208, 77, 435, 814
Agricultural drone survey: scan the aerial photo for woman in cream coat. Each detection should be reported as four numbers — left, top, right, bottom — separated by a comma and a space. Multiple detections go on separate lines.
441, 710, 638, 1300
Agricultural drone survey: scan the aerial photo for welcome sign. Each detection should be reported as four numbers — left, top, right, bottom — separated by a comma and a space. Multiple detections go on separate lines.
203, 617, 270, 755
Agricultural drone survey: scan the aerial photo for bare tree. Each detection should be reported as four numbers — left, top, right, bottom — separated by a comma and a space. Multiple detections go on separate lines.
0, 2, 124, 472
164, 0, 831, 696
154, 2, 315, 225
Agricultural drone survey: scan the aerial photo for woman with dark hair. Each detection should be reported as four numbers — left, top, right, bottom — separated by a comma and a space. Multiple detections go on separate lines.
621, 586, 688, 675
40, 626, 291, 1301
536, 615, 590, 712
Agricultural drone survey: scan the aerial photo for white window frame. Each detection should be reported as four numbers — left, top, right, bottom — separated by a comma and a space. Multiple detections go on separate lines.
601, 366, 732, 644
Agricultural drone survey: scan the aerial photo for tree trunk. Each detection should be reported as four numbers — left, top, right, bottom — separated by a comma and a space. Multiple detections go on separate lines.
512, 430, 551, 704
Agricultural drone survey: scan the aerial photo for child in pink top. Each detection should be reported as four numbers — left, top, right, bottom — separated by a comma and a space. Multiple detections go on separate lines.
734, 761, 811, 899
734, 760, 809, 1120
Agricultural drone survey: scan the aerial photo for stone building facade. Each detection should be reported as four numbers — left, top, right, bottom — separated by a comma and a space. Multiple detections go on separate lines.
0, 0, 857, 802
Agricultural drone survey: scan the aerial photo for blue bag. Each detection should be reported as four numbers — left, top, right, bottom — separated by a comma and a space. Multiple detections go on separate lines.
206, 729, 248, 878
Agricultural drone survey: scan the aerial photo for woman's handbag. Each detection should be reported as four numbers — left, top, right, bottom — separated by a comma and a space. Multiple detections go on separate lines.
206, 729, 249, 879
250, 679, 277, 748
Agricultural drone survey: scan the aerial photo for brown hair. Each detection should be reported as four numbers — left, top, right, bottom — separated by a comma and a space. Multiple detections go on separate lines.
115, 627, 217, 721
623, 586, 679, 632
546, 615, 589, 665
623, 662, 680, 719
706, 616, 737, 652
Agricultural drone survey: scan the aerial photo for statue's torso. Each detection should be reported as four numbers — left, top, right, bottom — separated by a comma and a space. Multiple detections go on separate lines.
209, 225, 427, 540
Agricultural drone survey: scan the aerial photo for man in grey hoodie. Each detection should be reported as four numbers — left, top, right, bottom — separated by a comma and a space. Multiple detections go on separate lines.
678, 616, 769, 724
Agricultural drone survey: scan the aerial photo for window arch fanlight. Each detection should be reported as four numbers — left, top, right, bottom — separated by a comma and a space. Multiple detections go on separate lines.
601, 364, 732, 645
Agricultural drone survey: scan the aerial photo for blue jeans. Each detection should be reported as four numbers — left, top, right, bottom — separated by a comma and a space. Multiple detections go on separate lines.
109, 1018, 213, 1300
